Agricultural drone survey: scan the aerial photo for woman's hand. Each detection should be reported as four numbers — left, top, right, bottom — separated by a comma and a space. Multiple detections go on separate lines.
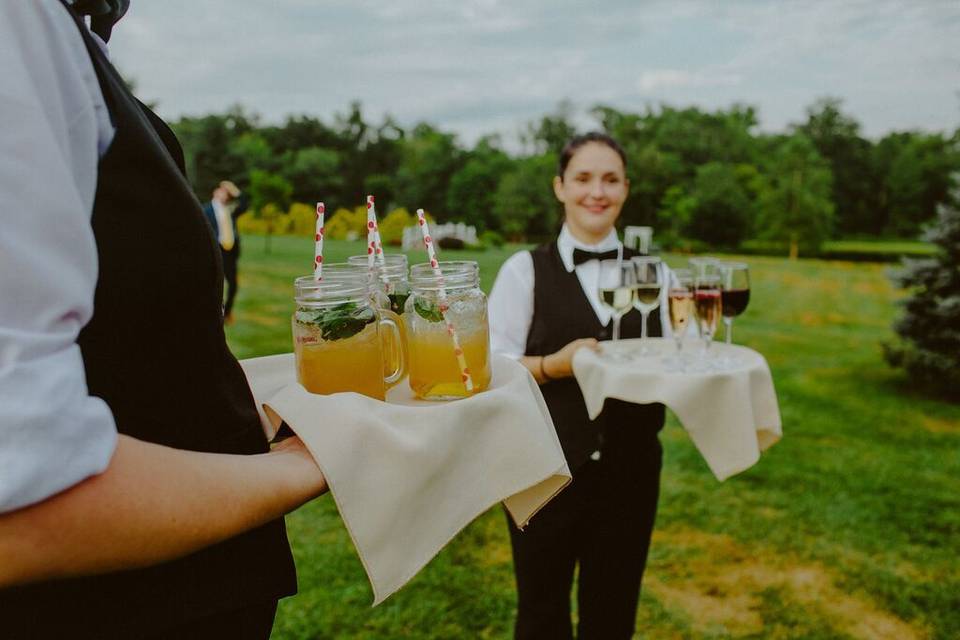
522, 338, 600, 384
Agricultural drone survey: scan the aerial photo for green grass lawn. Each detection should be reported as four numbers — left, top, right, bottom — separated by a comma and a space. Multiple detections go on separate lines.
227, 235, 959, 640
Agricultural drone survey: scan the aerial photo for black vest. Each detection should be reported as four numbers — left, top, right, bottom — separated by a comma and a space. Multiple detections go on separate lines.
0, 4, 296, 637
525, 241, 665, 471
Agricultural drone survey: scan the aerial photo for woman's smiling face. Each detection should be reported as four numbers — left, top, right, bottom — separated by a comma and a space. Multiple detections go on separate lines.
553, 141, 629, 244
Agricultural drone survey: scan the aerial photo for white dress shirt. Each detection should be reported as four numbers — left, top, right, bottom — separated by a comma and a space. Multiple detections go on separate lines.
0, 1, 118, 512
489, 225, 672, 360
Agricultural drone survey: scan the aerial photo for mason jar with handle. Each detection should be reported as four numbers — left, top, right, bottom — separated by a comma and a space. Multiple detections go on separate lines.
347, 254, 410, 316
405, 260, 491, 400
292, 277, 405, 400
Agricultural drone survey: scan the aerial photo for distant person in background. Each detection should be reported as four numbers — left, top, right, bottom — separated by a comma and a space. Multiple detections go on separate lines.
488, 132, 672, 640
203, 180, 249, 324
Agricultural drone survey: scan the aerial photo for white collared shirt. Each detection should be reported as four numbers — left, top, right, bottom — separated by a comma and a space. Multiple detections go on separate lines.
0, 0, 118, 512
489, 225, 672, 360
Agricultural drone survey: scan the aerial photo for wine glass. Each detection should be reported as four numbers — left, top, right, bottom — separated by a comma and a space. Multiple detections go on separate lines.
624, 226, 653, 256
719, 262, 750, 345
631, 256, 662, 356
689, 256, 720, 281
664, 268, 694, 370
693, 264, 722, 362
598, 258, 638, 360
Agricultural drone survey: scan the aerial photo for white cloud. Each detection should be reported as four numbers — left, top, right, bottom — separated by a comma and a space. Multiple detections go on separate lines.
107, 0, 960, 145
637, 69, 742, 92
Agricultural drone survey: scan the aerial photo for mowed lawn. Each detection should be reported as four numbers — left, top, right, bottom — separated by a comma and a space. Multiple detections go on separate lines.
225, 235, 960, 640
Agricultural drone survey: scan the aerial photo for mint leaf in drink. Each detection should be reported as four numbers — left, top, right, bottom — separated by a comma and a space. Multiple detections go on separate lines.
414, 297, 443, 323
295, 302, 376, 341
388, 292, 410, 315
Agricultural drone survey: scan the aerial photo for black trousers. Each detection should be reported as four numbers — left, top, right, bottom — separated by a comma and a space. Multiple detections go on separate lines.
222, 247, 239, 316
507, 438, 662, 640
144, 600, 278, 640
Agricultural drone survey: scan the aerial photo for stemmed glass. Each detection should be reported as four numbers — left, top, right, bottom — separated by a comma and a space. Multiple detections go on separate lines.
719, 262, 750, 345
598, 257, 638, 361
631, 256, 662, 356
693, 262, 722, 363
664, 268, 694, 370
624, 226, 653, 256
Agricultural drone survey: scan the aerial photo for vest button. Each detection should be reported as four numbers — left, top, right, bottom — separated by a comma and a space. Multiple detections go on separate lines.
598, 329, 609, 339
590, 450, 601, 461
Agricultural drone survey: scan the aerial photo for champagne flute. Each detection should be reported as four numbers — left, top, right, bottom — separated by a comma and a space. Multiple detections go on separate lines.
694, 266, 722, 362
665, 268, 694, 370
631, 256, 662, 356
719, 262, 750, 345
598, 258, 638, 360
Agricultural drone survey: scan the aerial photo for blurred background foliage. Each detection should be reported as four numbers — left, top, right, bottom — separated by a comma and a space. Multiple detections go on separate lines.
172, 97, 959, 258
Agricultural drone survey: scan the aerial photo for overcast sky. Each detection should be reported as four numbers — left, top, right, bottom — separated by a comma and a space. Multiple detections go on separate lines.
109, 0, 960, 148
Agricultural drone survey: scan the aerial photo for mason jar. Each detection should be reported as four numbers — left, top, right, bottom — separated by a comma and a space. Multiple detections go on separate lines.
347, 254, 410, 316
292, 277, 405, 400
405, 261, 491, 400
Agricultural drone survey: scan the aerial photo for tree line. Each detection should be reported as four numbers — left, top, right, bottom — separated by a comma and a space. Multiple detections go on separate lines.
171, 98, 959, 256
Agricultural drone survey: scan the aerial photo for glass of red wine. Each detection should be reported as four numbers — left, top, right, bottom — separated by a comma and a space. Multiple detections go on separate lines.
719, 262, 750, 345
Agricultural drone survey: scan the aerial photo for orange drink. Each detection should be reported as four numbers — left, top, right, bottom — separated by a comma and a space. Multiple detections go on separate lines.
295, 321, 387, 399
292, 277, 405, 400
347, 254, 410, 381
406, 260, 490, 400
408, 321, 491, 399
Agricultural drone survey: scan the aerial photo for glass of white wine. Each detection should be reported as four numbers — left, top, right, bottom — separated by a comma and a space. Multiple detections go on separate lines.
598, 258, 638, 361
631, 256, 662, 356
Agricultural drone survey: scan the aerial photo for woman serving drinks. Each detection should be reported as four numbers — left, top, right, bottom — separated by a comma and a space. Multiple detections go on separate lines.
489, 132, 671, 639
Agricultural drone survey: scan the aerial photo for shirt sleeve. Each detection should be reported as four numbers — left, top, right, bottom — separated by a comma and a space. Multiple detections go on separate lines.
488, 251, 535, 360
0, 1, 118, 513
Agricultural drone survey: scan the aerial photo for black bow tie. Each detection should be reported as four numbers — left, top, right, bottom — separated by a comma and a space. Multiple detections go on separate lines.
572, 248, 620, 266
73, 0, 130, 42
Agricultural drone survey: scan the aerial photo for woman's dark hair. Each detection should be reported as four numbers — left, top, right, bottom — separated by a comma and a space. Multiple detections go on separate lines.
557, 132, 627, 179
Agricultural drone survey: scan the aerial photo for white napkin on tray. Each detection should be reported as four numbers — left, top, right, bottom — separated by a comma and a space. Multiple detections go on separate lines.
573, 338, 782, 481
240, 353, 570, 605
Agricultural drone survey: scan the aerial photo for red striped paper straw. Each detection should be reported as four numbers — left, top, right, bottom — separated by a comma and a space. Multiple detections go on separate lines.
366, 195, 386, 268
367, 196, 383, 270
313, 202, 325, 281
416, 208, 475, 393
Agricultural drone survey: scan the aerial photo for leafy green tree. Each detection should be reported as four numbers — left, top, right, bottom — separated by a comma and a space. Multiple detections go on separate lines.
685, 162, 752, 248
446, 137, 515, 231
393, 123, 463, 220
884, 186, 960, 399
523, 100, 578, 155
228, 132, 275, 180
492, 153, 559, 240
281, 146, 343, 205
170, 105, 259, 199
248, 170, 293, 252
755, 135, 834, 258
657, 185, 698, 247
876, 132, 959, 236
794, 98, 877, 235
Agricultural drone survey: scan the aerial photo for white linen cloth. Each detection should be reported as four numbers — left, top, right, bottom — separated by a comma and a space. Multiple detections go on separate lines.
572, 338, 782, 481
240, 353, 571, 605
